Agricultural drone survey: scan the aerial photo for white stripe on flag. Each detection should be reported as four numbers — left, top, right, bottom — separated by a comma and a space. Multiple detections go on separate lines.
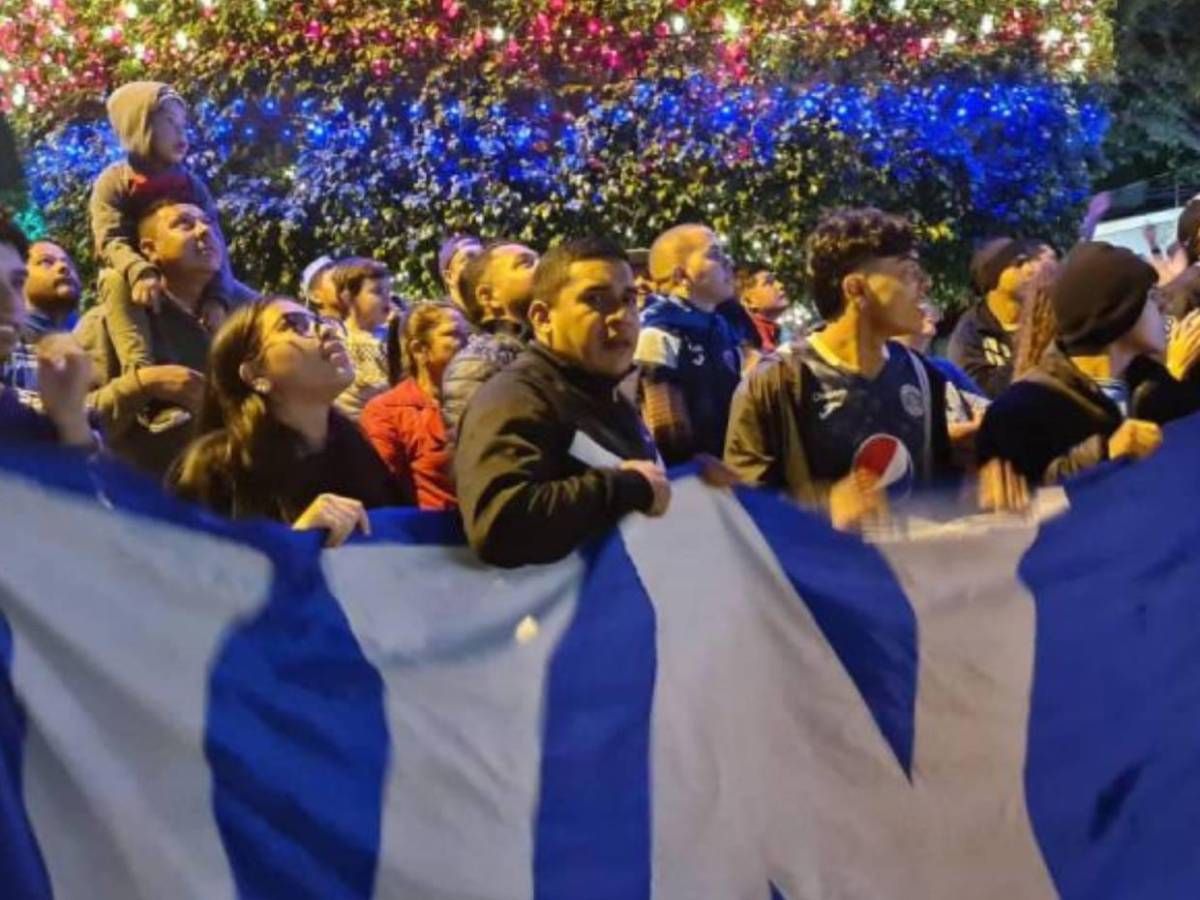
0, 474, 269, 898
621, 479, 1055, 899
622, 480, 914, 899
323, 543, 584, 900
874, 516, 1055, 898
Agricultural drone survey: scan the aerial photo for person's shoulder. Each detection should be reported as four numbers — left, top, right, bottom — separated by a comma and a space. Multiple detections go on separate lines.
983, 377, 1063, 422
892, 344, 948, 387
182, 165, 212, 188
361, 383, 405, 421
90, 160, 135, 197
639, 295, 691, 331
95, 158, 133, 179
949, 302, 985, 337
445, 332, 522, 383
463, 351, 554, 420
740, 346, 804, 398
328, 408, 380, 450
169, 429, 235, 499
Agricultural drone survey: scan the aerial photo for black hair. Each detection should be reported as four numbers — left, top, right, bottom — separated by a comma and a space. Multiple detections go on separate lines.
0, 211, 30, 258
457, 250, 491, 326
804, 208, 915, 321
532, 236, 629, 308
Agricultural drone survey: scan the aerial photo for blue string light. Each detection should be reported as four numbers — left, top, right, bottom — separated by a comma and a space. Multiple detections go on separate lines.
24, 74, 1105, 292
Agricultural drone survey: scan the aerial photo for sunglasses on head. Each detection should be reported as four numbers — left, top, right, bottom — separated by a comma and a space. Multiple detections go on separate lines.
277, 310, 347, 339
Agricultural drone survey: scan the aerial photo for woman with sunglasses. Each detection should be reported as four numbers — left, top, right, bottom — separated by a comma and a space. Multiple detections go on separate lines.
169, 297, 411, 545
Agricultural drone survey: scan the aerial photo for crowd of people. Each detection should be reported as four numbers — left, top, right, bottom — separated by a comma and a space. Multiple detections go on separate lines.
3, 80, 1200, 566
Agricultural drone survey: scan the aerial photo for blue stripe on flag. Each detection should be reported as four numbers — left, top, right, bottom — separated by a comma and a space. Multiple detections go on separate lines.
1023, 415, 1200, 898
534, 530, 656, 900
733, 486, 918, 777
356, 508, 466, 546
205, 530, 390, 900
0, 612, 51, 899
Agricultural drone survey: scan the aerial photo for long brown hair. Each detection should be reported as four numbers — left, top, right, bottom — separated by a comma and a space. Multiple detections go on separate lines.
171, 297, 345, 519
1013, 279, 1059, 380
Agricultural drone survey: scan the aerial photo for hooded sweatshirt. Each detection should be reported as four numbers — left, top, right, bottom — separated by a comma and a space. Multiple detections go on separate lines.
89, 82, 231, 293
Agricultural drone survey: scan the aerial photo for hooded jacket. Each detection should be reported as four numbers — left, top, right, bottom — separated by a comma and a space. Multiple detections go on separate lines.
361, 378, 457, 511
977, 342, 1200, 485
88, 82, 233, 294
454, 342, 658, 568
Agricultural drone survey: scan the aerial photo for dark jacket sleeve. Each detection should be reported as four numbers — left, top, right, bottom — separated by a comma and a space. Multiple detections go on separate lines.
724, 358, 789, 490
454, 379, 654, 568
947, 314, 1010, 400
977, 386, 1107, 485
1128, 356, 1200, 424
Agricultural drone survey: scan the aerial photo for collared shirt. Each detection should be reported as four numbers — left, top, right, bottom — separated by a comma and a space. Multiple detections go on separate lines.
25, 309, 80, 340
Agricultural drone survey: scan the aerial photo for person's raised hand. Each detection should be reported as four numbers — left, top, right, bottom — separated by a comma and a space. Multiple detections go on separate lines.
620, 459, 672, 517
131, 273, 164, 312
36, 333, 93, 447
138, 365, 205, 411
293, 493, 371, 547
1107, 419, 1163, 462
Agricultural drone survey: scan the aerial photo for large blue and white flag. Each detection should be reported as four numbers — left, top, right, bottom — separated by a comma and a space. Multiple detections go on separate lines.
2, 417, 1200, 899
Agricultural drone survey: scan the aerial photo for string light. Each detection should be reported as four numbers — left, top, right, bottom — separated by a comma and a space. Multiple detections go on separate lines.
4, 0, 1111, 301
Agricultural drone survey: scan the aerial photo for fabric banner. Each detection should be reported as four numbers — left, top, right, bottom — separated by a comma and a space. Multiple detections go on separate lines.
2, 417, 1200, 899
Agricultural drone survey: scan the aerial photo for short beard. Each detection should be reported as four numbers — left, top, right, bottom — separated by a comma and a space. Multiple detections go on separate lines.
29, 292, 79, 319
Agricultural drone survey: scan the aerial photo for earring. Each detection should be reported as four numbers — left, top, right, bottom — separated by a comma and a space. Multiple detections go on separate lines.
252, 378, 272, 395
